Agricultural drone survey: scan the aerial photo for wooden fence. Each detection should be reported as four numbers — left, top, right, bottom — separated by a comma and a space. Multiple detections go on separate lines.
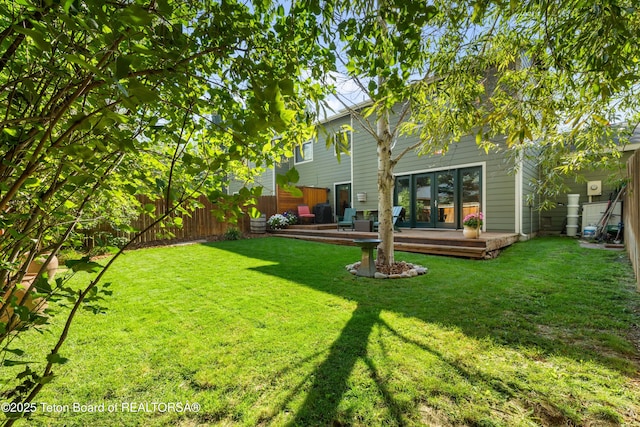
88, 185, 329, 247
276, 185, 329, 213
89, 194, 278, 247
625, 150, 640, 290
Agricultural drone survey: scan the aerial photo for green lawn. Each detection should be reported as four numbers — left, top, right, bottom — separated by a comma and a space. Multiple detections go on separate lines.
4, 237, 640, 426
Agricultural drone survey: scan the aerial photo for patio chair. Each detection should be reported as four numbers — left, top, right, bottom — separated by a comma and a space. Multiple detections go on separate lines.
337, 207, 357, 231
297, 205, 315, 224
373, 206, 404, 232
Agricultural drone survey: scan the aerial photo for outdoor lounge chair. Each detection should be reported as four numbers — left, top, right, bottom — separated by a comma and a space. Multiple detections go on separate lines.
373, 206, 403, 232
297, 205, 315, 224
337, 207, 357, 231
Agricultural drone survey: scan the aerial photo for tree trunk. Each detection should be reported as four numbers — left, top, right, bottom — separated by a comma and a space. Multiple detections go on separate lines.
376, 108, 395, 267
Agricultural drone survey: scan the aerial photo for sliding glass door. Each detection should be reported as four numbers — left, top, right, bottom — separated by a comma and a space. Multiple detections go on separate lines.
435, 170, 455, 228
394, 166, 481, 229
414, 173, 434, 227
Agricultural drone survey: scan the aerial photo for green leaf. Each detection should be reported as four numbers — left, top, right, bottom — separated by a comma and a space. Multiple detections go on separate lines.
3, 127, 18, 137
248, 207, 262, 219
592, 115, 609, 126
34, 276, 52, 293
128, 80, 159, 103
279, 108, 296, 124
115, 56, 133, 79
13, 26, 49, 51
65, 54, 101, 75
276, 168, 300, 188
62, 0, 75, 13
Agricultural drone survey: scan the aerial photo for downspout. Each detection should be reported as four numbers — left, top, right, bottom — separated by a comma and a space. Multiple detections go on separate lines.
350, 113, 355, 208
272, 164, 277, 196
516, 150, 529, 240
515, 167, 522, 236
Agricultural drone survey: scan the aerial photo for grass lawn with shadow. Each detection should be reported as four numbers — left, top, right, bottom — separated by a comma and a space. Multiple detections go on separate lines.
3, 236, 639, 426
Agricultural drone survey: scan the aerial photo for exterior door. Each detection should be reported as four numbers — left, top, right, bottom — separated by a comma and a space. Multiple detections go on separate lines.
335, 183, 351, 219
414, 173, 434, 227
395, 167, 481, 229
395, 176, 412, 227
461, 167, 482, 222
395, 173, 435, 228
435, 171, 456, 228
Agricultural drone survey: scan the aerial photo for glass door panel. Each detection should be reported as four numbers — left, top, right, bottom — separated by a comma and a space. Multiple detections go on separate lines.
461, 167, 482, 222
436, 171, 456, 228
395, 176, 412, 227
335, 183, 351, 218
414, 174, 433, 227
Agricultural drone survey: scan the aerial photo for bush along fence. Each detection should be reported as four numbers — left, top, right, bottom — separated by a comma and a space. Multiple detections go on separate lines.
83, 185, 329, 248
85, 194, 279, 248
625, 149, 640, 290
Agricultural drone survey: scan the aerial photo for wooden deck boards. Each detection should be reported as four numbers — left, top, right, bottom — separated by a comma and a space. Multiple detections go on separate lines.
272, 226, 520, 259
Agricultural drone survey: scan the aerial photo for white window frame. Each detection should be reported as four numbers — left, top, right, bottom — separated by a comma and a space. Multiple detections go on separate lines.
294, 140, 314, 165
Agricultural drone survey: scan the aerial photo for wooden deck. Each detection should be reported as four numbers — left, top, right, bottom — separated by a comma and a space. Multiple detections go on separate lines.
271, 225, 521, 259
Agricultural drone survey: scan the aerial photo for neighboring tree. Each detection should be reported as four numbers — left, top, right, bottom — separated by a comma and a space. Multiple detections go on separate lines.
409, 0, 639, 207
316, 0, 638, 267
314, 1, 479, 267
0, 0, 329, 423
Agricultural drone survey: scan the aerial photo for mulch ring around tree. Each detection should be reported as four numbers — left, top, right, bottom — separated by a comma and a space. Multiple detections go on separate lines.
345, 261, 428, 279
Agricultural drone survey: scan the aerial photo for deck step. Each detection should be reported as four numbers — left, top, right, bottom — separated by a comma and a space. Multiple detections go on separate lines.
271, 233, 489, 259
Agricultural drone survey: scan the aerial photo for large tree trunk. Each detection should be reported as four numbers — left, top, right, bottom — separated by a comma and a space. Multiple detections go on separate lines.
376, 109, 395, 267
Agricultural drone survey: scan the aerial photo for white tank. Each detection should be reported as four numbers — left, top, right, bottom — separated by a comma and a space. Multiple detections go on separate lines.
566, 194, 580, 237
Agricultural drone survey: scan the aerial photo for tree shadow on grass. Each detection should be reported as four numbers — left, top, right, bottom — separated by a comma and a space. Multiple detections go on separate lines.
206, 238, 640, 425
289, 304, 388, 426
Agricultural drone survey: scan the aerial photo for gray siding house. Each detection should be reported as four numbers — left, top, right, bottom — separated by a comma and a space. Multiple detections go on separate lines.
232, 106, 634, 238
273, 106, 543, 237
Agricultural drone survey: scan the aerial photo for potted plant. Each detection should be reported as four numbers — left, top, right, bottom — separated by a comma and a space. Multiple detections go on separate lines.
462, 212, 484, 239
282, 210, 299, 225
267, 214, 290, 230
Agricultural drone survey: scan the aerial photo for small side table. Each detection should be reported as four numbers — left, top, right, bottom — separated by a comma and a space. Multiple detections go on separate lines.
352, 239, 381, 277
354, 219, 373, 232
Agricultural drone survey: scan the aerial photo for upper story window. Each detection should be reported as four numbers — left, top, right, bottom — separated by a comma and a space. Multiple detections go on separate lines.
294, 140, 313, 164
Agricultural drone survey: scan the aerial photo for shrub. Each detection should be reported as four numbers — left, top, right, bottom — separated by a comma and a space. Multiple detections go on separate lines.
223, 227, 242, 241
267, 214, 289, 230
282, 210, 299, 225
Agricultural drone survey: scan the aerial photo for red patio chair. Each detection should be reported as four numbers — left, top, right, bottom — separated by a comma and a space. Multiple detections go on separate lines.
297, 205, 316, 224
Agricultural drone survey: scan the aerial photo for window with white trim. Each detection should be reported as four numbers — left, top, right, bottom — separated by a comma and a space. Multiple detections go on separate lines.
294, 140, 313, 164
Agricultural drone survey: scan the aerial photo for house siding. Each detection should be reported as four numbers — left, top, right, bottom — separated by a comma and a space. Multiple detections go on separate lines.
285, 105, 528, 232
238, 107, 544, 233
293, 115, 353, 210
542, 151, 631, 233
351, 116, 379, 214
520, 149, 540, 235
387, 132, 518, 232
227, 163, 276, 196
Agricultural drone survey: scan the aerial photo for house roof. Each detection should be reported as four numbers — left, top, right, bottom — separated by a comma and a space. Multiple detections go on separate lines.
318, 98, 373, 125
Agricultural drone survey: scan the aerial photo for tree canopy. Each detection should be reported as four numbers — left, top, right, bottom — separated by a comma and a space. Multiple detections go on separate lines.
2, 0, 639, 418
0, 0, 330, 420
309, 0, 638, 265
